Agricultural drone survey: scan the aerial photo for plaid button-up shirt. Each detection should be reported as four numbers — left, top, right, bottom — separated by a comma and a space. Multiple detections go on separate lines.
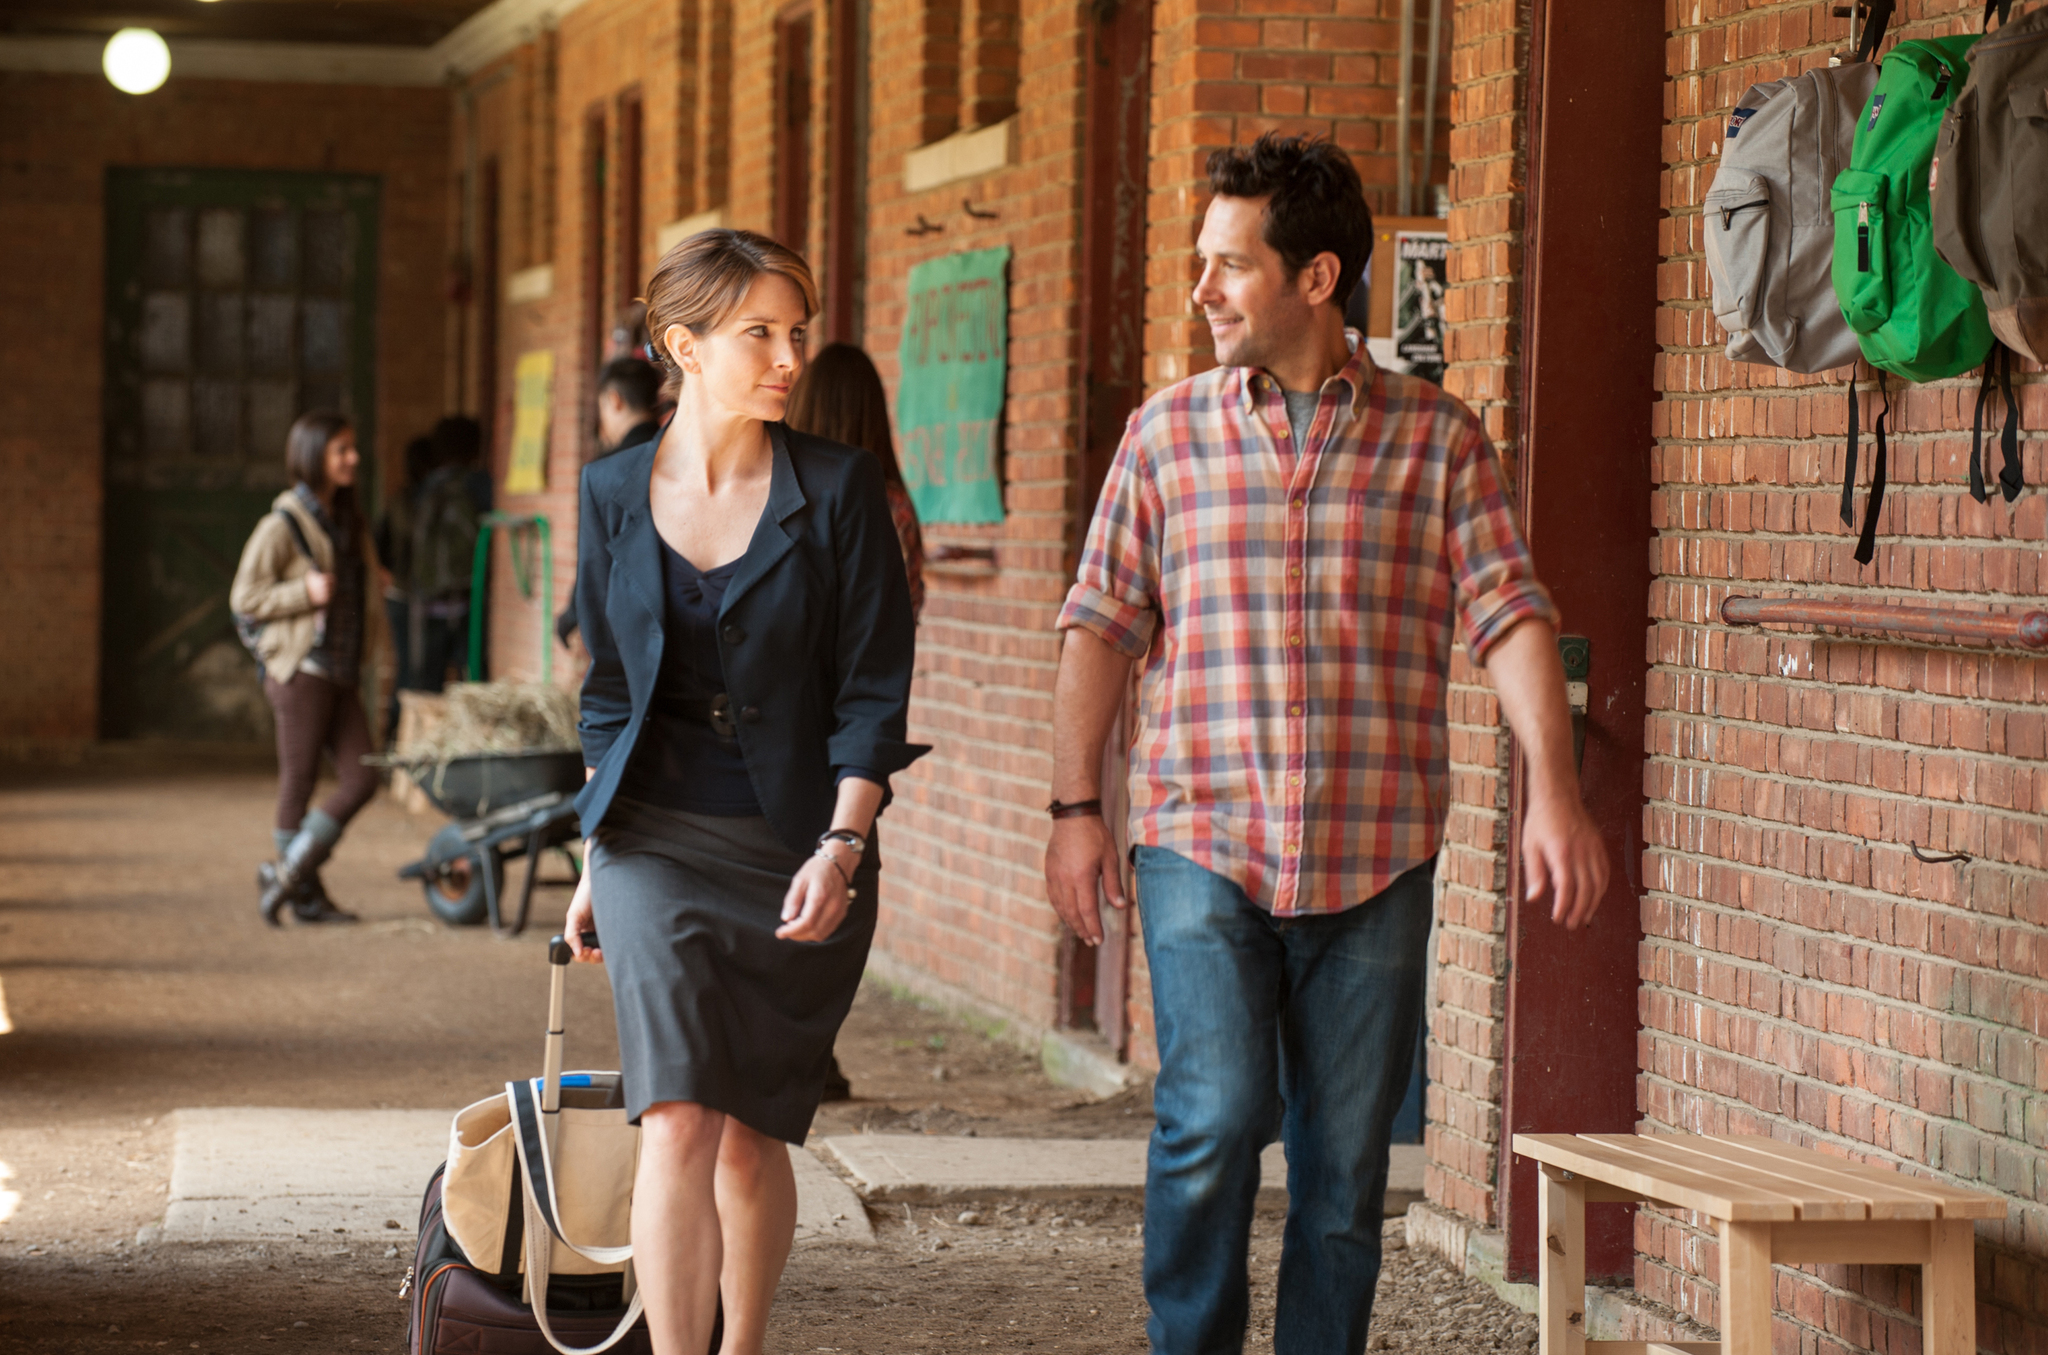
1056, 337, 1556, 916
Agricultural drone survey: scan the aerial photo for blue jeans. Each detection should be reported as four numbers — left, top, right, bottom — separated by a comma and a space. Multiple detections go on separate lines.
1136, 847, 1433, 1355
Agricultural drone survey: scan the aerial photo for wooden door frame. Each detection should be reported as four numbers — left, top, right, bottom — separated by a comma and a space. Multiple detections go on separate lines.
1060, 0, 1153, 1047
1497, 0, 1663, 1285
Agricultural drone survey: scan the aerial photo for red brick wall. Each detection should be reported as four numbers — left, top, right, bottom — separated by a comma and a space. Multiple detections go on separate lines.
1419, 0, 1531, 1231
462, 0, 695, 684
852, 0, 1089, 1031
1645, 1, 2048, 1349
0, 71, 448, 748
1144, 0, 1454, 391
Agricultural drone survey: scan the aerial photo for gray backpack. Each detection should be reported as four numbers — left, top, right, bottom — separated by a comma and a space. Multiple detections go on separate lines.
1932, 0, 2048, 363
1703, 59, 1880, 373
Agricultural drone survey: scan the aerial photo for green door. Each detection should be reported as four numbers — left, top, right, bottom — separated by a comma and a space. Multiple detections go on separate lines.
102, 169, 380, 741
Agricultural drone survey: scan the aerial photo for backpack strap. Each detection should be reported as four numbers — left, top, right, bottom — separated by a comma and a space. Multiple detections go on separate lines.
1840, 373, 1861, 530
1852, 372, 1891, 566
1856, 0, 1897, 63
1983, 0, 2013, 29
274, 508, 317, 563
1970, 344, 2022, 504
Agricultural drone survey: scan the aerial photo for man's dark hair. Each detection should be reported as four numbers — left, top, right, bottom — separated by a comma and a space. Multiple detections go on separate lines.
1206, 134, 1373, 309
429, 414, 483, 469
597, 355, 662, 414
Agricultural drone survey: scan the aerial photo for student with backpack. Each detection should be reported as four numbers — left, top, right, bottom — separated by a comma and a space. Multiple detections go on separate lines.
229, 410, 390, 927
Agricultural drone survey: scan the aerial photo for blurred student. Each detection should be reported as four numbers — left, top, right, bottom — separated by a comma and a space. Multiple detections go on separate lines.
231, 411, 390, 926
784, 341, 926, 1101
558, 356, 669, 652
786, 343, 925, 619
373, 435, 438, 741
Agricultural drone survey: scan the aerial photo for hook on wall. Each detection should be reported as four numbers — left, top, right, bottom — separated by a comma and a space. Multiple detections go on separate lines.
906, 214, 944, 237
962, 198, 999, 221
1909, 844, 1972, 865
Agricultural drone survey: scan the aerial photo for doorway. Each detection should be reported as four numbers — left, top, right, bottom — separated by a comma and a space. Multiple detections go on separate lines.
1061, 0, 1153, 1052
101, 169, 381, 742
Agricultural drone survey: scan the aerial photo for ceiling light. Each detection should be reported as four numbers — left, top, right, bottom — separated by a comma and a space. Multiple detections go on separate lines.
103, 28, 171, 95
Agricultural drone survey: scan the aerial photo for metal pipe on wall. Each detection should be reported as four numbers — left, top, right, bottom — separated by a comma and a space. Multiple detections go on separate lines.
1722, 595, 2048, 648
1421, 0, 1443, 211
1396, 0, 1415, 215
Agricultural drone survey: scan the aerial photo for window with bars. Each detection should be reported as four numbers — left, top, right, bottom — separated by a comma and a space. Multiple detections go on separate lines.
124, 200, 364, 488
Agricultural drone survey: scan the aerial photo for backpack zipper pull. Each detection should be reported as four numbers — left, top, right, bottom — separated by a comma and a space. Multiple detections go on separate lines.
1857, 202, 1872, 272
1932, 66, 1953, 100
398, 1265, 415, 1299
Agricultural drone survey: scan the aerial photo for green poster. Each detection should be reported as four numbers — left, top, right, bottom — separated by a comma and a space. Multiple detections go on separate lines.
896, 246, 1009, 523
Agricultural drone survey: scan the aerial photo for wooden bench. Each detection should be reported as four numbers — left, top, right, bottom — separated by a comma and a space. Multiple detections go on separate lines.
1512, 1133, 2006, 1355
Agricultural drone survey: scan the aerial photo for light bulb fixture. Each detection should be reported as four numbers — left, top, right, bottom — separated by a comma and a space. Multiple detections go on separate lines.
103, 28, 171, 95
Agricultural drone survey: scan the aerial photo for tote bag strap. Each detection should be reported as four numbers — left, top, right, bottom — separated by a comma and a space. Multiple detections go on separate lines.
509, 1078, 636, 1265
509, 1081, 644, 1355
518, 1151, 645, 1355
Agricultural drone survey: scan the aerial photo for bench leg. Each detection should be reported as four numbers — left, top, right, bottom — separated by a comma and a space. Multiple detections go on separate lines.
1923, 1220, 1975, 1355
1539, 1166, 1587, 1355
1718, 1220, 1772, 1355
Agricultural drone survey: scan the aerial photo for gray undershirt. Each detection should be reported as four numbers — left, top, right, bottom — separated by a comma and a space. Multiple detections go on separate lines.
1281, 387, 1320, 450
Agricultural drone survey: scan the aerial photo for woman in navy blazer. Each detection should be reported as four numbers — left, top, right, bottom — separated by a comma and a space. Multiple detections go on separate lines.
564, 230, 922, 1355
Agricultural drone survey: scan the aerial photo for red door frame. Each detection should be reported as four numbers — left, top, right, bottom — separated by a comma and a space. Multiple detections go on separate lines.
1059, 0, 1153, 1044
1498, 0, 1663, 1285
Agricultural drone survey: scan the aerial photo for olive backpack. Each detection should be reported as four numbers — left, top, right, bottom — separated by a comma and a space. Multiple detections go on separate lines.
1933, 0, 2045, 505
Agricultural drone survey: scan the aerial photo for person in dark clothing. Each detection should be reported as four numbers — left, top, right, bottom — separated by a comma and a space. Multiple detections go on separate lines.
230, 411, 390, 926
556, 355, 668, 650
374, 435, 440, 741
784, 342, 928, 1101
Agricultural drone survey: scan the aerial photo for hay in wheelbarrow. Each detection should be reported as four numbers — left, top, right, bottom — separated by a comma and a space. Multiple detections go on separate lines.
404, 681, 580, 760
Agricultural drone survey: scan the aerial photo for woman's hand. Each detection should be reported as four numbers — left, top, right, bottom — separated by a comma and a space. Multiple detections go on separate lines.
778, 849, 854, 942
565, 845, 601, 963
304, 570, 333, 606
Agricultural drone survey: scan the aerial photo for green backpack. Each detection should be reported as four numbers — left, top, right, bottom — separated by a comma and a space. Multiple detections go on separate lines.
1829, 34, 1995, 561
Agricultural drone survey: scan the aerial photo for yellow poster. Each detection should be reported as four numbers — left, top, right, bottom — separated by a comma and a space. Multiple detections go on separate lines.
503, 350, 554, 495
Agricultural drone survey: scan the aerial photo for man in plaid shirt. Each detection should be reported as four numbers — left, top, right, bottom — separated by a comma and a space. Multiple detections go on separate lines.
1046, 136, 1608, 1353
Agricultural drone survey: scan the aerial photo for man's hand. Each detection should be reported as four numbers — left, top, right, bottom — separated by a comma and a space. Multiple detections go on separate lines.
1520, 787, 1607, 930
1044, 814, 1127, 947
1482, 618, 1612, 931
1044, 628, 1137, 946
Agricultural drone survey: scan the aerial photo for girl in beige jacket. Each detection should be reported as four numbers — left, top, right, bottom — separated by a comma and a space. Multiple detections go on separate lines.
229, 410, 389, 925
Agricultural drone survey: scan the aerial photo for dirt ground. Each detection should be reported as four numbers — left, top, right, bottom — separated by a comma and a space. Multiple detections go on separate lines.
0, 763, 1533, 1353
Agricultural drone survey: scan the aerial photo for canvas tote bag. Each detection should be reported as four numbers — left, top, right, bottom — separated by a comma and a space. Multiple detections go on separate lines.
441, 936, 645, 1355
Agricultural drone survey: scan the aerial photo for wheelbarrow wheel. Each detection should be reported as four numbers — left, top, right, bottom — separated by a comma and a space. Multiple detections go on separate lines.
421, 824, 501, 927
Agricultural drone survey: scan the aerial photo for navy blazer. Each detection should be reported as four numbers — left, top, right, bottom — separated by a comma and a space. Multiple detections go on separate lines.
573, 423, 927, 851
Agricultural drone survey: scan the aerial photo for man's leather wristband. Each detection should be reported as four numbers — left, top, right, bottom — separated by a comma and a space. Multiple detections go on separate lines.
1047, 798, 1103, 820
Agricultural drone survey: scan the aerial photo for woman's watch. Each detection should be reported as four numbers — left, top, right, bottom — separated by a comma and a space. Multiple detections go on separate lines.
817, 828, 866, 856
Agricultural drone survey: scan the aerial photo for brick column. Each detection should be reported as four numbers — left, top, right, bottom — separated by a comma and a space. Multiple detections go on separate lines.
1424, 0, 1530, 1234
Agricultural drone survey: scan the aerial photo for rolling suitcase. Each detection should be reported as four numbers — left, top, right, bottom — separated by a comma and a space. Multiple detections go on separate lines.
402, 933, 722, 1355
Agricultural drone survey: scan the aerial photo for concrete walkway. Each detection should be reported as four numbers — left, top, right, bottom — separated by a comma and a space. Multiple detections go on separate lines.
818, 1134, 1426, 1213
153, 1107, 875, 1247
151, 1111, 1424, 1253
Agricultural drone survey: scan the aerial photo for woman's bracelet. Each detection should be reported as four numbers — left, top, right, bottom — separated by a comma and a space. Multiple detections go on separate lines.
813, 847, 856, 889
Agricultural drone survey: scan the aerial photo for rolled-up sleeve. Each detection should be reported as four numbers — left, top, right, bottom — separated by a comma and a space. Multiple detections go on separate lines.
824, 454, 929, 784
1056, 412, 1161, 659
1446, 423, 1557, 662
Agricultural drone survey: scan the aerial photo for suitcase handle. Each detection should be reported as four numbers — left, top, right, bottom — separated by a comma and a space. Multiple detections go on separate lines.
541, 933, 596, 1114
546, 932, 600, 965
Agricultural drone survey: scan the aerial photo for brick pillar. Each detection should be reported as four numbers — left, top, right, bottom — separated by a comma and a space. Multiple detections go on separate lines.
1425, 0, 1531, 1234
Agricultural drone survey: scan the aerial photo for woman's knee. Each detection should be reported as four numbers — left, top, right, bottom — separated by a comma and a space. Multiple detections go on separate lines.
715, 1118, 784, 1178
640, 1100, 726, 1159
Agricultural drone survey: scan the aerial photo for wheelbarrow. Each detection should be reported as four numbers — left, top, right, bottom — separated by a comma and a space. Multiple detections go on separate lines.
394, 748, 584, 937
